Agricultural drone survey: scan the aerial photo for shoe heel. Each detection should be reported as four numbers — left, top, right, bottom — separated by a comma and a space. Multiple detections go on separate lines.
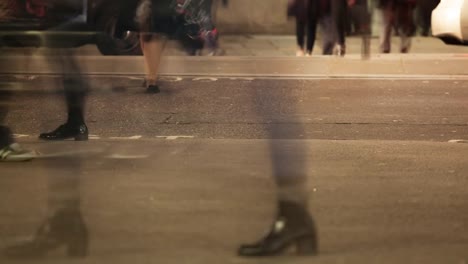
74, 134, 88, 141
296, 235, 318, 256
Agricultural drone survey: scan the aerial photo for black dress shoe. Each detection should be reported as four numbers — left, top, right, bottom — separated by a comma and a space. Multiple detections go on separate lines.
238, 201, 318, 257
146, 85, 160, 94
4, 209, 89, 258
39, 123, 88, 141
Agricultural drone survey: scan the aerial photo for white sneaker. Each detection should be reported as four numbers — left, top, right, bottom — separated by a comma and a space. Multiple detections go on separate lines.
296, 49, 305, 57
0, 143, 37, 162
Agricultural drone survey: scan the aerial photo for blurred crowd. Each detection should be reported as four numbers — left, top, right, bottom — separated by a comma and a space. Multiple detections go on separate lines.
289, 0, 440, 56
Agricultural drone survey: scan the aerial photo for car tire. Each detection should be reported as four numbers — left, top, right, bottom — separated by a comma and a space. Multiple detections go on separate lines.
95, 6, 142, 56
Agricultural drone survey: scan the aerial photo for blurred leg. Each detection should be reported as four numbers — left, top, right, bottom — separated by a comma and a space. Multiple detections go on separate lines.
331, 0, 347, 53
296, 18, 306, 56
0, 53, 35, 161
39, 48, 89, 141
305, 0, 318, 55
320, 15, 336, 55
380, 4, 394, 53
0, 90, 13, 149
141, 34, 167, 93
397, 3, 415, 53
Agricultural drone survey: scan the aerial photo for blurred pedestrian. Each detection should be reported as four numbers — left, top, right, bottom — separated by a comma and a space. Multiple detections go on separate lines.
201, 0, 229, 56
0, 85, 36, 161
378, 0, 417, 53
347, 0, 372, 58
38, 2, 90, 141
288, 0, 316, 56
136, 0, 168, 93
0, 2, 36, 160
416, 0, 440, 36
330, 0, 348, 56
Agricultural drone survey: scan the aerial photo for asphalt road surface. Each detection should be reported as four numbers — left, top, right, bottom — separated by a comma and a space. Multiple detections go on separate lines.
1, 61, 468, 263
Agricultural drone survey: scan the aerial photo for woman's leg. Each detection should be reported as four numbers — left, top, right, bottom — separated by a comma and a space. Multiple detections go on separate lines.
305, 0, 318, 55
380, 3, 394, 53
140, 34, 167, 93
296, 18, 306, 56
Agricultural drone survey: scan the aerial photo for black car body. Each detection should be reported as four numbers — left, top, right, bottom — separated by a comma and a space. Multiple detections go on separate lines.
0, 0, 141, 55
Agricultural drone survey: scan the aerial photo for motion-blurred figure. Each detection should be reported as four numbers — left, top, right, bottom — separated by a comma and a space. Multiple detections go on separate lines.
378, 0, 417, 53
288, 0, 347, 56
330, 0, 348, 56
347, 0, 371, 58
238, 75, 318, 257
4, 150, 89, 258
135, 0, 168, 93
0, 83, 36, 161
0, 1, 36, 161
288, 0, 316, 56
37, 1, 90, 141
416, 0, 440, 36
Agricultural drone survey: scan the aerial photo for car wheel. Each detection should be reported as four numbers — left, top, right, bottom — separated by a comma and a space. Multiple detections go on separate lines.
95, 8, 142, 56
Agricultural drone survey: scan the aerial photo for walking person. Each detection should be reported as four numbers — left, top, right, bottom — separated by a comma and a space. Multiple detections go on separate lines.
416, 0, 440, 36
330, 0, 348, 56
347, 0, 372, 58
200, 0, 229, 56
136, 0, 168, 93
288, 0, 317, 56
237, 77, 318, 257
378, 0, 417, 53
0, 1, 36, 160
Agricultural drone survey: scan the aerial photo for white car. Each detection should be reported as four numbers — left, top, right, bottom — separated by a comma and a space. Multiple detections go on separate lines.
432, 0, 468, 45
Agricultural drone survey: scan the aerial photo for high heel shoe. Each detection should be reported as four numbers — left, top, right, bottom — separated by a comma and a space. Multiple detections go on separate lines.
238, 201, 318, 257
39, 123, 88, 141
4, 209, 89, 258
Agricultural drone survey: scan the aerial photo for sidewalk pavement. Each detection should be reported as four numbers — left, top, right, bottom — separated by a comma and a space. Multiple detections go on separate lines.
1, 35, 468, 78
164, 35, 468, 56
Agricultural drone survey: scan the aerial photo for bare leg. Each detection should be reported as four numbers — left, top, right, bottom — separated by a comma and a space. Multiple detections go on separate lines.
140, 34, 167, 93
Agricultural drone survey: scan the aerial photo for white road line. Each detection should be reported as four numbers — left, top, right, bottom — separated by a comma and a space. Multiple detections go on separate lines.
192, 77, 218, 82
13, 134, 30, 138
156, 136, 195, 140
448, 139, 468, 144
109, 136, 142, 140
105, 154, 149, 159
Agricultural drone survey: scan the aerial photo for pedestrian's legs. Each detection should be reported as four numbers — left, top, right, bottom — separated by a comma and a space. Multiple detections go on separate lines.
305, 0, 318, 55
319, 15, 336, 55
237, 83, 318, 257
0, 53, 35, 161
397, 3, 415, 53
380, 4, 394, 53
331, 0, 347, 55
296, 18, 306, 56
38, 47, 89, 141
0, 79, 13, 148
140, 34, 167, 93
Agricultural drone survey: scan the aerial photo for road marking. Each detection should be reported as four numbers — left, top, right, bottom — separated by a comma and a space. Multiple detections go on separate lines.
35, 149, 103, 158
105, 154, 149, 159
156, 136, 195, 140
13, 134, 30, 138
109, 136, 142, 140
448, 139, 468, 143
161, 77, 183, 82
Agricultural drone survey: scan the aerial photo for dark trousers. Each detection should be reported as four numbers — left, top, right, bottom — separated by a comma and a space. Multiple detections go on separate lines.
379, 1, 416, 53
0, 54, 13, 148
296, 17, 317, 53
43, 16, 88, 126
331, 0, 347, 46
